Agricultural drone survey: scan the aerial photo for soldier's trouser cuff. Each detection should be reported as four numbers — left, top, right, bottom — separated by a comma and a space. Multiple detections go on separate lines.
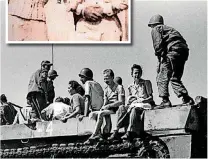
170, 78, 188, 98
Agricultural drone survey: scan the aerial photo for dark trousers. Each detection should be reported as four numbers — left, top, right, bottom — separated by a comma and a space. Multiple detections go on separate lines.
29, 93, 47, 119
116, 105, 144, 135
157, 54, 188, 98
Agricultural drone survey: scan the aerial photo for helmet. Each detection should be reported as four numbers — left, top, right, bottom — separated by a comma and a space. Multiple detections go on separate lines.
148, 14, 164, 27
48, 70, 58, 77
114, 76, 122, 85
0, 94, 7, 102
79, 68, 93, 79
41, 60, 53, 66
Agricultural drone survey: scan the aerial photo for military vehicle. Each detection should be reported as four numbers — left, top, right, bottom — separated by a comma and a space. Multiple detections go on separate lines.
0, 96, 207, 158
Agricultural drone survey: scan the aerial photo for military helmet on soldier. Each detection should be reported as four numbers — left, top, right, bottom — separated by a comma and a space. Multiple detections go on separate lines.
48, 70, 58, 77
79, 68, 93, 79
148, 14, 164, 27
0, 94, 7, 103
41, 60, 53, 66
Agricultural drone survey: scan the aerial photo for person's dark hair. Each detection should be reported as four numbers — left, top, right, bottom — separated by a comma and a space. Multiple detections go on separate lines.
103, 69, 114, 78
131, 64, 143, 76
0, 94, 7, 103
63, 97, 70, 105
55, 97, 64, 103
69, 80, 85, 96
76, 85, 85, 96
114, 77, 122, 85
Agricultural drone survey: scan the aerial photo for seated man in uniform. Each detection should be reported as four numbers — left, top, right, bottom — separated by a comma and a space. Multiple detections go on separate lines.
85, 69, 125, 143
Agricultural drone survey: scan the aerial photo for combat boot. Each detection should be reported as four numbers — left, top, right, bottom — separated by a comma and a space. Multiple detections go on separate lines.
182, 95, 195, 105
154, 97, 172, 109
121, 131, 138, 141
108, 130, 120, 141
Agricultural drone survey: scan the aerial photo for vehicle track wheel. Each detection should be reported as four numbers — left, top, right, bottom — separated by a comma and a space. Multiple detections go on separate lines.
135, 136, 170, 158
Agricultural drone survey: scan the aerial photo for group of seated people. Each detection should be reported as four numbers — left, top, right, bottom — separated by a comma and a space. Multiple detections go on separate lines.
0, 64, 155, 142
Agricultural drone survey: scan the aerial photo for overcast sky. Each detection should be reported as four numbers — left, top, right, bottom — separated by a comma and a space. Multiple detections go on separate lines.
1, 0, 207, 107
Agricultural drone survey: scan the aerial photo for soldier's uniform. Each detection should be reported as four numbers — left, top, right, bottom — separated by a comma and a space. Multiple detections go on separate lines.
47, 69, 59, 105
74, 0, 128, 41
8, 0, 48, 41
148, 14, 194, 107
151, 25, 189, 97
27, 69, 48, 120
47, 80, 55, 105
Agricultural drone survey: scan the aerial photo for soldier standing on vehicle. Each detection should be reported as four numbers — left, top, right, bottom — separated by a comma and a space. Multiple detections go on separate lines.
148, 14, 194, 108
66, 0, 128, 41
27, 61, 52, 121
47, 70, 59, 105
78, 68, 104, 121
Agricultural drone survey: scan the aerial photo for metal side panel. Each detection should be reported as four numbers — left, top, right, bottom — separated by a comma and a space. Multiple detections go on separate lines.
77, 114, 119, 135
144, 105, 199, 131
34, 118, 78, 138
161, 134, 192, 158
77, 117, 96, 136
0, 124, 33, 140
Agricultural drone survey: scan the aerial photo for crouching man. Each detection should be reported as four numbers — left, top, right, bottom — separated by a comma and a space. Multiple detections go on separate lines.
41, 97, 72, 121
108, 64, 155, 141
85, 69, 125, 143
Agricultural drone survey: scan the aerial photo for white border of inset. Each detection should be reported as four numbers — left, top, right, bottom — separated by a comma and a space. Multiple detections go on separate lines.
6, 0, 131, 44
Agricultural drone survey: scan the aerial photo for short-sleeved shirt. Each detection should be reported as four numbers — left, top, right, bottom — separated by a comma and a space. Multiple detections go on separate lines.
70, 93, 85, 115
41, 102, 72, 120
128, 79, 153, 99
85, 80, 104, 111
104, 83, 125, 112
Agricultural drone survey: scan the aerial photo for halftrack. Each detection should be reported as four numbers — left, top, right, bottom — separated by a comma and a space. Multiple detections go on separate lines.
0, 96, 207, 158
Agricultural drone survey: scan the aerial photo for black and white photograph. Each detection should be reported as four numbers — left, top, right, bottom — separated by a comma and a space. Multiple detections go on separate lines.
1, 0, 207, 158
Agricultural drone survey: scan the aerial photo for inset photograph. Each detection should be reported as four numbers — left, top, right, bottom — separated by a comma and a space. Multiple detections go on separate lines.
7, 0, 130, 43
